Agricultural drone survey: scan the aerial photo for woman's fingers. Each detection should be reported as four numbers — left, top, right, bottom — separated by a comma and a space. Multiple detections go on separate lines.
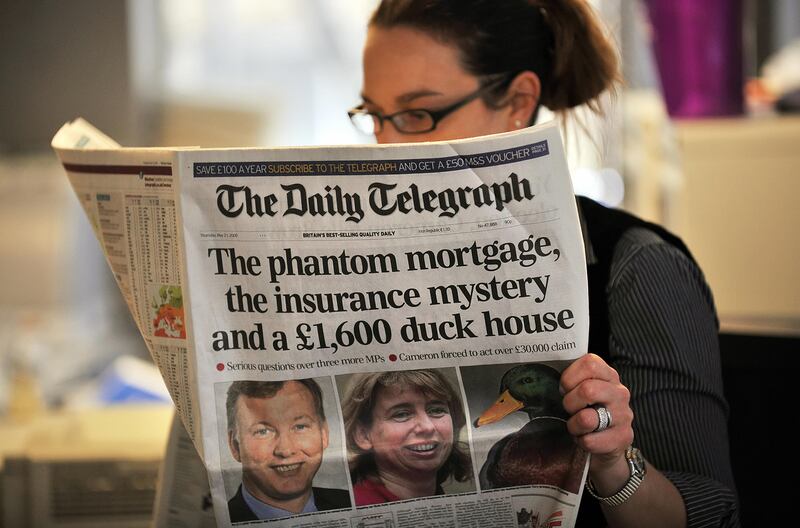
560, 353, 634, 458
560, 353, 620, 394
570, 414, 635, 455
562, 378, 626, 414
567, 406, 610, 436
566, 404, 633, 437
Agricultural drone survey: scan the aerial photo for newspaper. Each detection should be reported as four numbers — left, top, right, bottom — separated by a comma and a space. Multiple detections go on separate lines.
152, 412, 217, 528
52, 119, 590, 528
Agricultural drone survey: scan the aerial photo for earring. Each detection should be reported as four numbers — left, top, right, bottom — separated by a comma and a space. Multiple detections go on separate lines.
515, 120, 522, 128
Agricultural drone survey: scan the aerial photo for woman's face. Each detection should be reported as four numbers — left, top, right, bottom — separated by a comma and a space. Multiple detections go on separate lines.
356, 384, 455, 479
361, 25, 513, 144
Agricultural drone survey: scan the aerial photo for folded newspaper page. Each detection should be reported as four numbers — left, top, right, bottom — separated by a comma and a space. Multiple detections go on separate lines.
53, 119, 590, 528
152, 412, 217, 528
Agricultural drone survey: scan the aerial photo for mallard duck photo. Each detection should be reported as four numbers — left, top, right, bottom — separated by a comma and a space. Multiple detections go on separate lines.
474, 363, 586, 493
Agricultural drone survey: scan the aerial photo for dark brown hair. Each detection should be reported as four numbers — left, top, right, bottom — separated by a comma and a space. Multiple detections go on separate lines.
369, 0, 620, 122
226, 379, 326, 433
342, 369, 472, 485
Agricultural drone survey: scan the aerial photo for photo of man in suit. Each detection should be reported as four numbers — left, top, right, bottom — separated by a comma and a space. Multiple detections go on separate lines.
226, 379, 351, 522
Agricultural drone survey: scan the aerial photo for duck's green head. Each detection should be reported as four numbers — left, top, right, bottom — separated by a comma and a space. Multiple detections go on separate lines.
475, 363, 565, 427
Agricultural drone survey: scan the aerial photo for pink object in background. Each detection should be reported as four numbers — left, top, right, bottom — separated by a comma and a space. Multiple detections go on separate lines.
645, 0, 744, 118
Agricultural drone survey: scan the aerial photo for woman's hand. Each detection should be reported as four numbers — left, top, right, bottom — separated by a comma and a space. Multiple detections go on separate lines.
560, 354, 687, 527
560, 353, 634, 489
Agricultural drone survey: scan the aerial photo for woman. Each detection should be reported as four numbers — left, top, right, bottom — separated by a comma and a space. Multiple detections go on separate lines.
341, 369, 472, 505
347, 1, 739, 526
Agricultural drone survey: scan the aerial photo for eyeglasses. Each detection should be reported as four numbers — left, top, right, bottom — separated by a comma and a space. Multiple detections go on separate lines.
348, 77, 508, 136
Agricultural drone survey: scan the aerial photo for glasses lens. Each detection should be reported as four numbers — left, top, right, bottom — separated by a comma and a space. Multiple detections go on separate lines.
349, 110, 380, 135
392, 109, 435, 133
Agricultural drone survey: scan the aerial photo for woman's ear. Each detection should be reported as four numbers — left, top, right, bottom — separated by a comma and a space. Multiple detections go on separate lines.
505, 70, 541, 129
354, 423, 374, 452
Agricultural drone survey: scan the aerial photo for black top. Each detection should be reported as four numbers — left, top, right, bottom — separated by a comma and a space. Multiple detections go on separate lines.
574, 197, 739, 527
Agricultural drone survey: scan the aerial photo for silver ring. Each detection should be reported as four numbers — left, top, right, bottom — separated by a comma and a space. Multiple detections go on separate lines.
594, 406, 612, 432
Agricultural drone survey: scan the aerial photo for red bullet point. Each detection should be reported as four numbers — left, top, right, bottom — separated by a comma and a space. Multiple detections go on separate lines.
388, 354, 397, 362
216, 363, 225, 371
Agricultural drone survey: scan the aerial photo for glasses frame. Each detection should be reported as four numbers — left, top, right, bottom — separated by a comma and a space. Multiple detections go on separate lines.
348, 76, 510, 135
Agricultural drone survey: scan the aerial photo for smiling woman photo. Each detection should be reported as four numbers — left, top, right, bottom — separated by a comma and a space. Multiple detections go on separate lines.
340, 369, 473, 505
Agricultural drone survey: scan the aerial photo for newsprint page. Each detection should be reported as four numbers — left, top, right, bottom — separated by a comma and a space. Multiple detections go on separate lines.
52, 119, 590, 528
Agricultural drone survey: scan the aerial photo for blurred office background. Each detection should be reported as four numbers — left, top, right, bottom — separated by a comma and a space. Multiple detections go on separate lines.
0, 0, 798, 526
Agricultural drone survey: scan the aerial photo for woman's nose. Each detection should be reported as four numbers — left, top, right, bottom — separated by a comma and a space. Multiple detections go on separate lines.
414, 413, 437, 434
375, 126, 404, 145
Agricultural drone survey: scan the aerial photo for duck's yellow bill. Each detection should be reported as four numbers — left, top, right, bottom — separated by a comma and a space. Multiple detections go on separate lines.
474, 389, 523, 427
